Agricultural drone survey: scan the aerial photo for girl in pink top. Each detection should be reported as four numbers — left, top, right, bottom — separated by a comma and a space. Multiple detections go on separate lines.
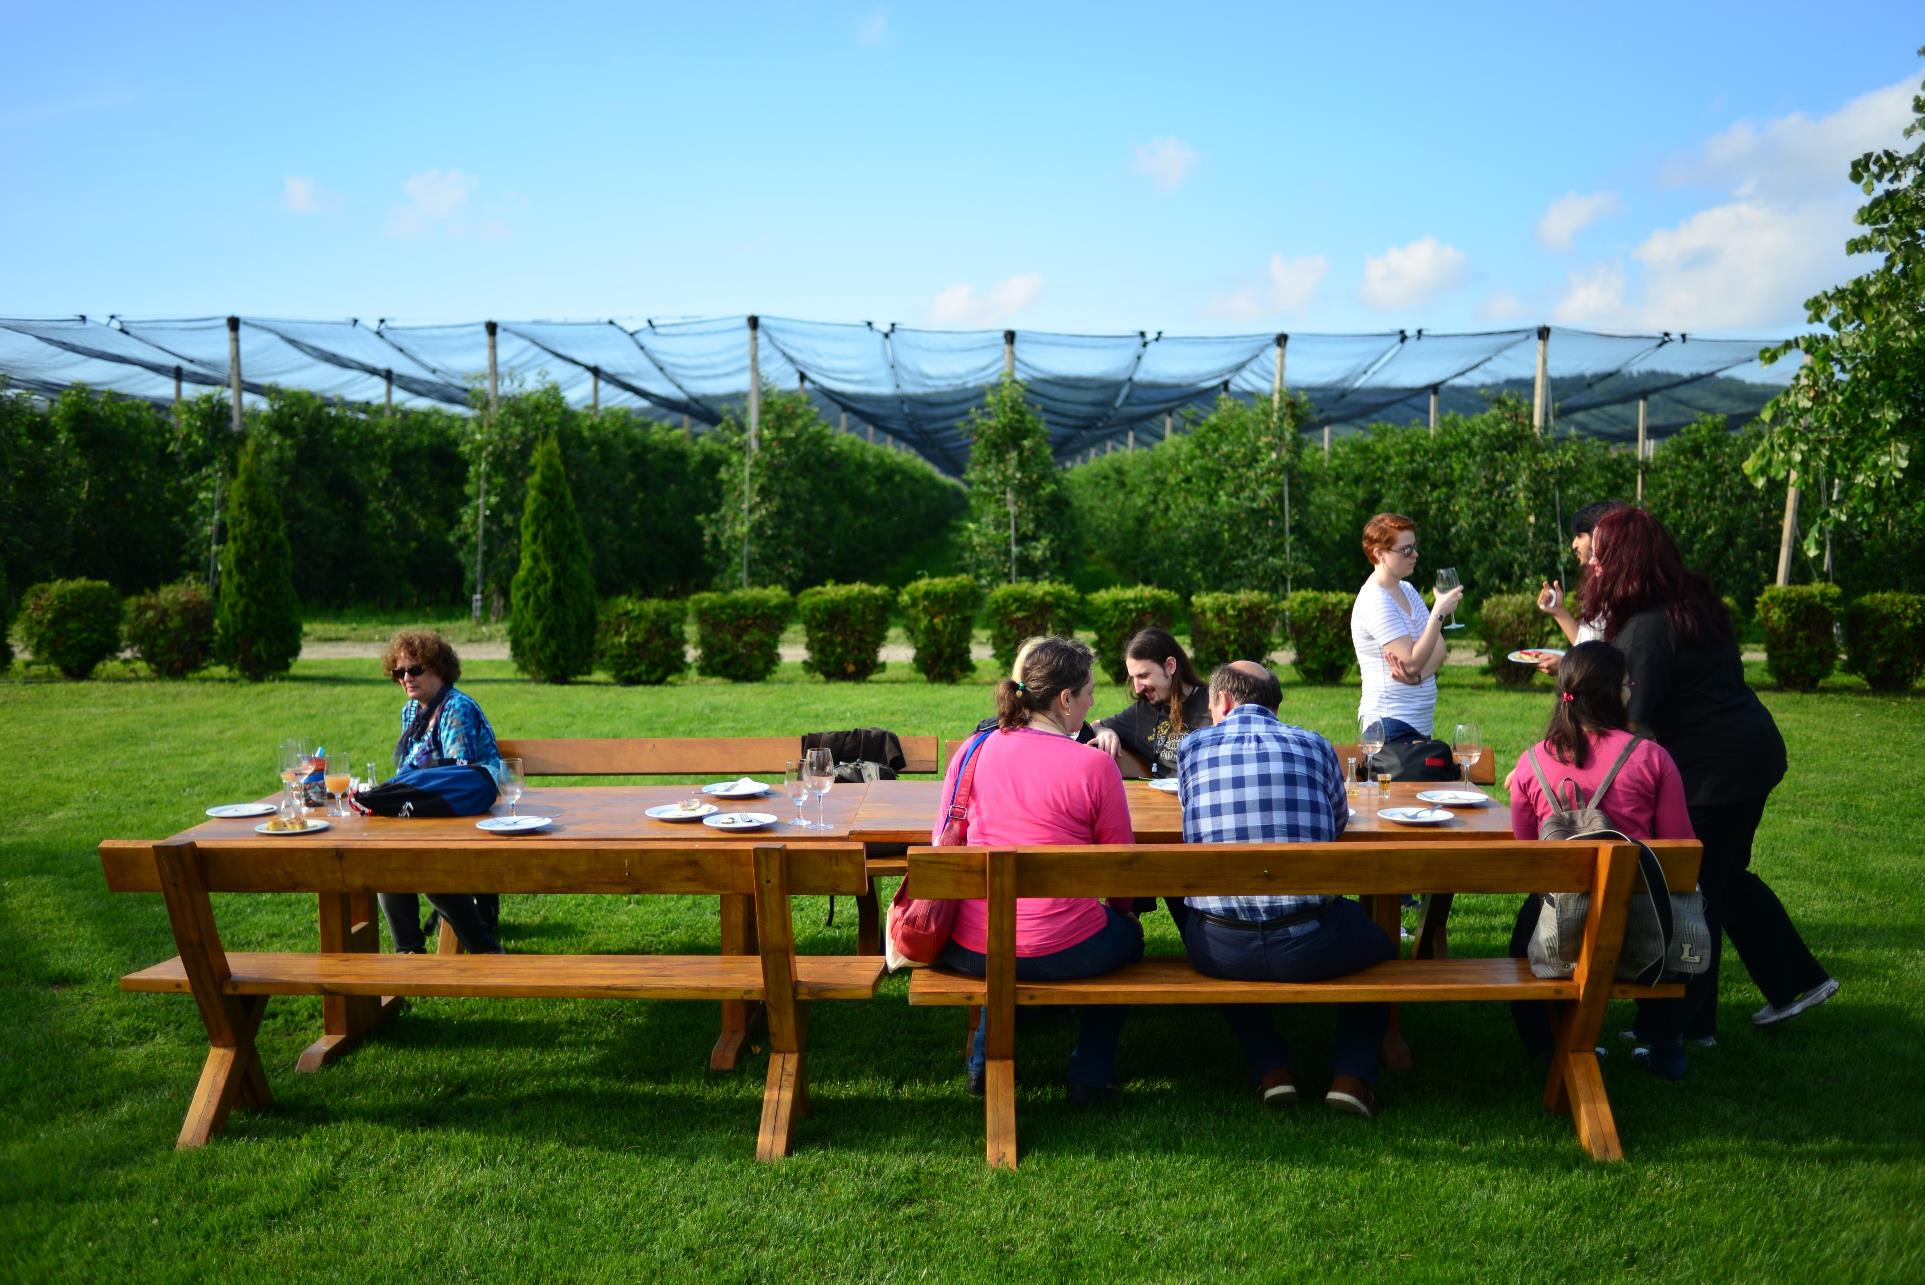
935, 636, 1144, 1101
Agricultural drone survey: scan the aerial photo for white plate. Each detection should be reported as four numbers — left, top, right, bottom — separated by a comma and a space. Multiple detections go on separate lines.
254, 819, 330, 835
702, 811, 779, 831
1507, 647, 1565, 665
477, 815, 553, 834
1417, 789, 1491, 807
702, 779, 772, 798
646, 802, 719, 822
207, 803, 277, 818
1378, 807, 1454, 826
1145, 778, 1179, 792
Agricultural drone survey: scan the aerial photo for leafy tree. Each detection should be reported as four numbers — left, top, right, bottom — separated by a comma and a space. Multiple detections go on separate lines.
214, 437, 303, 680
0, 551, 11, 672
0, 385, 80, 591
509, 434, 598, 682
960, 379, 1075, 584
1751, 52, 1925, 554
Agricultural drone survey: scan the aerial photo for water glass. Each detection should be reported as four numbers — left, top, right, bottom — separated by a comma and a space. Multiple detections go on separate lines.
805, 747, 836, 830
499, 757, 525, 818
783, 759, 812, 826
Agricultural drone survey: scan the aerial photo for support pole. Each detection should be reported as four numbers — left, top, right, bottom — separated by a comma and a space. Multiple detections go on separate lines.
1323, 425, 1330, 459
173, 365, 183, 420
1127, 425, 1135, 451
1775, 473, 1801, 587
1003, 329, 1015, 378
840, 410, 848, 434
867, 422, 874, 444
1272, 333, 1286, 408
210, 319, 243, 595
384, 368, 394, 416
1429, 385, 1439, 434
1532, 325, 1550, 435
1164, 411, 1173, 440
744, 315, 760, 587
474, 321, 497, 624
1635, 397, 1647, 503
591, 367, 601, 417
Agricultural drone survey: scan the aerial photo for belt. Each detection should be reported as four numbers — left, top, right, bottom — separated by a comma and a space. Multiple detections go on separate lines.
1195, 901, 1329, 932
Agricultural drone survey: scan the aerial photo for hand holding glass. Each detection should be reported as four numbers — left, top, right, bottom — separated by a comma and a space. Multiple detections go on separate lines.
1435, 567, 1464, 630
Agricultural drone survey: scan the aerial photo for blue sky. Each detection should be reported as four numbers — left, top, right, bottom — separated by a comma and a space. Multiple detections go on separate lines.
3, 1, 1918, 337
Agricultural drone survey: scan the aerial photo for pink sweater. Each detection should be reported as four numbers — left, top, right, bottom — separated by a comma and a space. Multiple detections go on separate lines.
1507, 729, 1694, 842
934, 727, 1135, 956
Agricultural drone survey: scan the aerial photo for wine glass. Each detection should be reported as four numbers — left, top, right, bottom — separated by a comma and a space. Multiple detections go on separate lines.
498, 758, 525, 818
783, 759, 812, 827
324, 753, 353, 818
1435, 567, 1464, 630
805, 747, 836, 830
1452, 722, 1481, 785
1358, 715, 1388, 800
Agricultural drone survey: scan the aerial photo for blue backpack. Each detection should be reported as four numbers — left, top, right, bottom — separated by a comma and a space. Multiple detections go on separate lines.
352, 764, 499, 817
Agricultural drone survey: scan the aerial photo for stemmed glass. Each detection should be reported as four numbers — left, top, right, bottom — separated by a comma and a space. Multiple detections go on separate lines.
1452, 722, 1481, 785
805, 747, 836, 831
1358, 714, 1388, 800
278, 739, 308, 815
499, 757, 525, 818
783, 759, 812, 827
1435, 567, 1464, 630
324, 753, 352, 818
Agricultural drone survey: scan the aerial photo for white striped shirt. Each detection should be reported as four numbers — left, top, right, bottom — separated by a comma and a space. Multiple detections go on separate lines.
1352, 578, 1436, 735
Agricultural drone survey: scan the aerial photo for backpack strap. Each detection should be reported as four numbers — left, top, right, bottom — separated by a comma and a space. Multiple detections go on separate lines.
1586, 733, 1646, 815
1526, 747, 1570, 807
944, 730, 995, 827
1571, 826, 1675, 987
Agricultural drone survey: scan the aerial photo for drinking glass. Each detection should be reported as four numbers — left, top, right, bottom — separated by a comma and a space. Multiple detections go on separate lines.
498, 757, 525, 818
783, 759, 812, 826
805, 747, 836, 830
323, 753, 352, 817
1452, 723, 1481, 784
1358, 715, 1388, 800
363, 761, 381, 791
1435, 567, 1464, 630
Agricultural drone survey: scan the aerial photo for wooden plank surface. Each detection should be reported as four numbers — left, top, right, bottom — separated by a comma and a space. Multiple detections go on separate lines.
909, 955, 1580, 1005
501, 735, 942, 777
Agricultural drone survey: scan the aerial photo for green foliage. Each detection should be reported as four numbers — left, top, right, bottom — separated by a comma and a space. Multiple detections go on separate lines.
1842, 591, 1925, 692
0, 552, 11, 673
1476, 593, 1548, 689
690, 587, 794, 682
1188, 590, 1278, 673
17, 578, 122, 679
215, 437, 303, 681
984, 581, 1083, 674
898, 575, 983, 684
1753, 55, 1925, 556
51, 389, 188, 591
124, 581, 216, 678
960, 379, 1076, 584
798, 583, 896, 682
509, 435, 599, 683
1644, 417, 1783, 612
596, 596, 688, 686
1756, 584, 1843, 692
1280, 590, 1350, 683
1084, 586, 1183, 683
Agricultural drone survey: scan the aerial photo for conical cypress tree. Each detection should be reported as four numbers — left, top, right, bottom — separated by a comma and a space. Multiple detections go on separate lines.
214, 436, 303, 680
510, 434, 598, 682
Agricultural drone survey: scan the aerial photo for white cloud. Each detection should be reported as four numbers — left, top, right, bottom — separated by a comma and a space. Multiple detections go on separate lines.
856, 9, 887, 44
925, 272, 1044, 326
1201, 287, 1264, 322
1203, 252, 1328, 320
1133, 136, 1197, 193
1674, 73, 1916, 201
387, 169, 478, 236
1477, 291, 1530, 322
1537, 191, 1621, 250
281, 175, 340, 214
1359, 236, 1470, 311
1552, 262, 1628, 326
1630, 199, 1844, 330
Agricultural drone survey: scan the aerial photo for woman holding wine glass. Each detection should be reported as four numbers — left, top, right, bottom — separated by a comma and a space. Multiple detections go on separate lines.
1350, 513, 1465, 741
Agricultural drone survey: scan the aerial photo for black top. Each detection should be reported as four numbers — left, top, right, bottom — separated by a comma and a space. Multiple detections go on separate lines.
1097, 684, 1214, 777
1617, 608, 1785, 806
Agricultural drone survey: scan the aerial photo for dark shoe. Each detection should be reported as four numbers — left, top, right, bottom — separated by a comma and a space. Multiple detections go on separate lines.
1065, 1082, 1116, 1107
1325, 1075, 1377, 1119
967, 1068, 985, 1096
1259, 1066, 1298, 1108
1752, 977, 1839, 1027
1632, 1042, 1687, 1082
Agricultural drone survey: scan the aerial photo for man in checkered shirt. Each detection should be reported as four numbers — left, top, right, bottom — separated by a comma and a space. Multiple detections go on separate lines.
1176, 660, 1395, 1118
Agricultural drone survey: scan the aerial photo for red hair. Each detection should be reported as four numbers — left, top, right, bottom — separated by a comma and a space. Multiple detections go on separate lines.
1361, 512, 1415, 564
1587, 508, 1732, 646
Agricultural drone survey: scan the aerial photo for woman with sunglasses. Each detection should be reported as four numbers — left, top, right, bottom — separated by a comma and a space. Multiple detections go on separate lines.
1351, 512, 1465, 741
376, 629, 504, 954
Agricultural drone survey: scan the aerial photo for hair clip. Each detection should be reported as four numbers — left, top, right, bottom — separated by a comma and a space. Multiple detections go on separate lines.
1559, 692, 1575, 702
1016, 682, 1027, 693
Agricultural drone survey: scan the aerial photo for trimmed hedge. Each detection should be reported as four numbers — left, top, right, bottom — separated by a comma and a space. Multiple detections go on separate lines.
1756, 584, 1842, 691
1084, 586, 1182, 684
1842, 592, 1925, 693
597, 596, 688, 686
215, 437, 303, 681
19, 578, 123, 679
509, 435, 599, 684
985, 581, 1083, 674
899, 575, 982, 684
125, 581, 215, 678
691, 588, 793, 682
798, 583, 895, 682
1477, 593, 1548, 689
1281, 590, 1350, 683
1193, 590, 1281, 674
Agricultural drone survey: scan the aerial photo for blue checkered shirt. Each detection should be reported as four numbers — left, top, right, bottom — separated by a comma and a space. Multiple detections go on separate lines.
1177, 703, 1349, 921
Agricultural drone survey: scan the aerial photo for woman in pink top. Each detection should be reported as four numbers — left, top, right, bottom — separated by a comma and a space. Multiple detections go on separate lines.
1503, 641, 1697, 1077
935, 636, 1144, 1103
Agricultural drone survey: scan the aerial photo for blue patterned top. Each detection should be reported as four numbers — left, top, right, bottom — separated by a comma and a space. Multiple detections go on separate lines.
396, 687, 502, 781
1177, 702, 1348, 921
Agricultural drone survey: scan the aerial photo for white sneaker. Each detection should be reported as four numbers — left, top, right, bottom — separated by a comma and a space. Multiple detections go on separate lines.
1752, 977, 1840, 1027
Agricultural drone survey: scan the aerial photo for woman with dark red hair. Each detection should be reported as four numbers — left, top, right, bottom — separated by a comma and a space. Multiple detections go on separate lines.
1587, 508, 1836, 1056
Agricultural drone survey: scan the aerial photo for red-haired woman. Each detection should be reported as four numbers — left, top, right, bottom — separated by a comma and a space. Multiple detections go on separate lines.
1587, 508, 1837, 1046
1351, 513, 1465, 739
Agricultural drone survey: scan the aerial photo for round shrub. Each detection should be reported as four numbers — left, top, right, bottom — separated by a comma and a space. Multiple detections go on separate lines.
985, 581, 1083, 674
1755, 584, 1842, 691
798, 582, 895, 682
597, 596, 688, 686
1476, 593, 1550, 689
1842, 592, 1925, 693
125, 581, 216, 678
19, 578, 123, 679
1280, 590, 1349, 683
899, 575, 981, 684
215, 437, 303, 681
1190, 590, 1280, 674
691, 587, 793, 682
510, 434, 599, 683
1084, 586, 1183, 684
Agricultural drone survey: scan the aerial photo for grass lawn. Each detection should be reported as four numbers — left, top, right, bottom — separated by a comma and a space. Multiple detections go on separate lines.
2, 659, 1921, 1280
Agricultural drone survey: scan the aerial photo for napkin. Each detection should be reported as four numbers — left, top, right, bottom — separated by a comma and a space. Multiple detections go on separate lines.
720, 777, 766, 793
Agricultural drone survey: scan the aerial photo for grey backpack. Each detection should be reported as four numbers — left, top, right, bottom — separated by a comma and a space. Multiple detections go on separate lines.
1526, 735, 1642, 839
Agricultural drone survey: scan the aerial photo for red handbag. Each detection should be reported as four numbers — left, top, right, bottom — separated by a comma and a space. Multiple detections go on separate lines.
886, 730, 992, 969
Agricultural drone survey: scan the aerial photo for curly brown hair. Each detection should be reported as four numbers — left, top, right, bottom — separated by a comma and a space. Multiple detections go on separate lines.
380, 630, 461, 687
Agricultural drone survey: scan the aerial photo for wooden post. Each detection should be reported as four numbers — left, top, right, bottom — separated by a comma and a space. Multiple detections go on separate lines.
173, 365, 183, 419
839, 410, 848, 434
1164, 411, 1173, 439
1533, 325, 1550, 435
383, 368, 394, 415
591, 367, 601, 417
682, 413, 691, 437
1635, 397, 1647, 503
474, 321, 497, 624
1323, 425, 1330, 458
209, 319, 244, 596
744, 315, 760, 587
1003, 329, 1015, 378
1127, 426, 1135, 451
867, 422, 874, 444
1776, 473, 1801, 586
1429, 385, 1439, 434
1272, 333, 1286, 407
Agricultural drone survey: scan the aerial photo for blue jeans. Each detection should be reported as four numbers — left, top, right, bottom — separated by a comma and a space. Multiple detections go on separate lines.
942, 907, 1145, 1089
1180, 897, 1395, 1084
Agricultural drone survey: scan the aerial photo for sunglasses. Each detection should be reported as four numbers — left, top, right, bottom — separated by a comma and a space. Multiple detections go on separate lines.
1391, 544, 1418, 557
392, 663, 428, 681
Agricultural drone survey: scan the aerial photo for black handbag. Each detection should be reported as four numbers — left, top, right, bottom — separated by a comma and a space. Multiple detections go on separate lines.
1366, 734, 1460, 782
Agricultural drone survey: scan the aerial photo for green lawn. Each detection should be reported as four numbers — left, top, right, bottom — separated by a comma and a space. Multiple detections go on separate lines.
2, 661, 1920, 1280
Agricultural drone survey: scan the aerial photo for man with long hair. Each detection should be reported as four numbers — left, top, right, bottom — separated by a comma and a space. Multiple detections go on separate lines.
1090, 627, 1209, 777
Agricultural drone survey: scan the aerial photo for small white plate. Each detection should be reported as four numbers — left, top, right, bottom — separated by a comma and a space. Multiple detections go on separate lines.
255, 818, 330, 835
1378, 806, 1454, 826
477, 815, 553, 834
702, 811, 778, 831
207, 803, 277, 818
702, 779, 772, 798
1507, 647, 1565, 665
1145, 778, 1179, 793
1417, 789, 1491, 807
646, 802, 718, 822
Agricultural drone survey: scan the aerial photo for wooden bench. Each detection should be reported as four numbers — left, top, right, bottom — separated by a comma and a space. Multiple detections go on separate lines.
99, 839, 882, 1160
498, 735, 945, 778
1330, 742, 1498, 786
905, 838, 1700, 1168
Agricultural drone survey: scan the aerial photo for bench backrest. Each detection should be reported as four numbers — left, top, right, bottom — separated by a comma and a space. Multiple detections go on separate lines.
498, 736, 944, 778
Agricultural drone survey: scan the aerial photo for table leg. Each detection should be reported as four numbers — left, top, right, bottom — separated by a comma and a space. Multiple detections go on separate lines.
297, 892, 401, 1073
712, 892, 764, 1071
855, 884, 881, 956
1413, 893, 1453, 960
1366, 893, 1414, 1071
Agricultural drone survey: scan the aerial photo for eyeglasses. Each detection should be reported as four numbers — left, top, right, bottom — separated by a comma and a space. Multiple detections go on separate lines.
392, 663, 427, 681
1391, 544, 1418, 557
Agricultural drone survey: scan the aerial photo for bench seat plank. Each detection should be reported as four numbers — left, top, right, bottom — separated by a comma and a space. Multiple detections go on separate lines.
124, 952, 885, 1002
